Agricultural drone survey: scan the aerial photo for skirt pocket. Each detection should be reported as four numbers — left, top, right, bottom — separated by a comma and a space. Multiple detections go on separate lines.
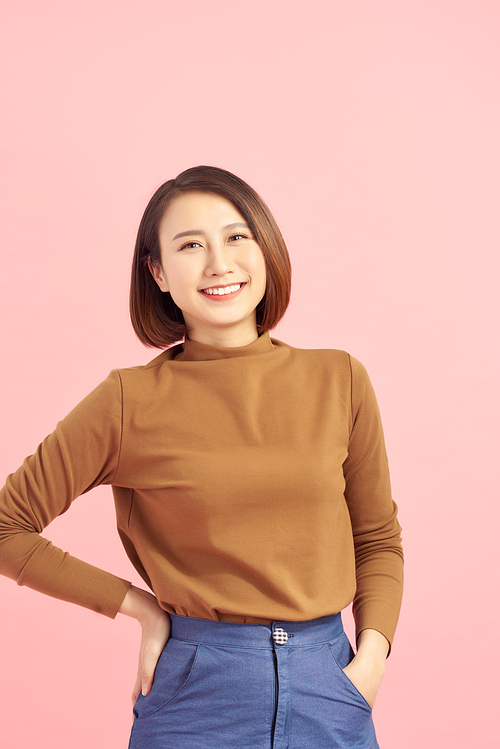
328, 631, 373, 711
288, 638, 378, 748
129, 642, 274, 748
133, 637, 200, 719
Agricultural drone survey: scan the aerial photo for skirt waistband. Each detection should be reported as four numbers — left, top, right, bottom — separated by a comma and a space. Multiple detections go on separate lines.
169, 612, 343, 648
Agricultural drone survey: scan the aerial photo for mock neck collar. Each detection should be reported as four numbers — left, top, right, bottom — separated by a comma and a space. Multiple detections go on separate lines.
174, 331, 274, 362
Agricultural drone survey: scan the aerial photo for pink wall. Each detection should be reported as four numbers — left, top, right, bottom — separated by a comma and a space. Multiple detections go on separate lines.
1, 0, 499, 746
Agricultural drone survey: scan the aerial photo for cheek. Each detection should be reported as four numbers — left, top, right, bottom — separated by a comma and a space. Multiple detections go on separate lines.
251, 248, 267, 282
162, 259, 193, 294
257, 257, 268, 293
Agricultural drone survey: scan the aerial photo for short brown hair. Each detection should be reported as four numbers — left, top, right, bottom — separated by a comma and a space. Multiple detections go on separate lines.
130, 166, 292, 348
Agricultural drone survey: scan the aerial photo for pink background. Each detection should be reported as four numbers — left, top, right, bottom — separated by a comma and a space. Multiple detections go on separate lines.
1, 0, 499, 746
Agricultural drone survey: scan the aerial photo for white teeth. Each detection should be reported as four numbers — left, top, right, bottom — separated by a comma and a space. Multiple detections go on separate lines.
202, 284, 242, 296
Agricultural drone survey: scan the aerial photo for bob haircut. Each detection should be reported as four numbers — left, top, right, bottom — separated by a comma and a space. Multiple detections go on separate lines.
130, 166, 292, 348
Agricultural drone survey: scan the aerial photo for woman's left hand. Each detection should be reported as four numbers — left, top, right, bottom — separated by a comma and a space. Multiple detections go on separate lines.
342, 653, 385, 708
342, 629, 389, 708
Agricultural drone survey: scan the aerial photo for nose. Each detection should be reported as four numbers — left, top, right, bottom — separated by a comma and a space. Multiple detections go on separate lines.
204, 241, 234, 277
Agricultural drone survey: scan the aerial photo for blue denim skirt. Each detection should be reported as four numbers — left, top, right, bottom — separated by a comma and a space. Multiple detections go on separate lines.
128, 613, 379, 748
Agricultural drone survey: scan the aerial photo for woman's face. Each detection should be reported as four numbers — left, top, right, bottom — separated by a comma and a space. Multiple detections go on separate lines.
153, 191, 267, 347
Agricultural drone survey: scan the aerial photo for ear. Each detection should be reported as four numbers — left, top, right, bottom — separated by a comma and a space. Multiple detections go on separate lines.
148, 257, 169, 292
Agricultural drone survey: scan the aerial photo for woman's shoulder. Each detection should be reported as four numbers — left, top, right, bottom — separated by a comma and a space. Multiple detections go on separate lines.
270, 336, 354, 367
272, 337, 369, 371
268, 338, 368, 394
110, 342, 184, 382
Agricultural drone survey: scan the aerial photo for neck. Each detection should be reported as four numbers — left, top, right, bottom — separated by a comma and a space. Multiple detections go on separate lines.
185, 320, 260, 348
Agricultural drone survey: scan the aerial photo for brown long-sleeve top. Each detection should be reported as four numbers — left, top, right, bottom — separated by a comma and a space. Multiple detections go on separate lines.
0, 333, 403, 645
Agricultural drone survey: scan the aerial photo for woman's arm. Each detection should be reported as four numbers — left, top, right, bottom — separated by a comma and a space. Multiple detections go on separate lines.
343, 355, 404, 651
118, 585, 171, 702
340, 356, 403, 707
0, 371, 130, 616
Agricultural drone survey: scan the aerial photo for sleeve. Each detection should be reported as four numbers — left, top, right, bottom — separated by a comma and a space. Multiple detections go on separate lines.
0, 371, 131, 618
342, 355, 404, 650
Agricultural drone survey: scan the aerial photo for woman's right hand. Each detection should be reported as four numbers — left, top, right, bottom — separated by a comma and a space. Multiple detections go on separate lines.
118, 585, 171, 704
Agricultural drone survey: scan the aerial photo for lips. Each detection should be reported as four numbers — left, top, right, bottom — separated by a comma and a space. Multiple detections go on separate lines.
200, 283, 245, 297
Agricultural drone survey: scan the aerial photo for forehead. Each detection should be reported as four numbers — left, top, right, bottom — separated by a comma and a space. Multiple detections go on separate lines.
160, 192, 245, 233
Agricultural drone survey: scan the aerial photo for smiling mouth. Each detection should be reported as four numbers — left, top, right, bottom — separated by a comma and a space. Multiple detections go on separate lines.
200, 283, 245, 297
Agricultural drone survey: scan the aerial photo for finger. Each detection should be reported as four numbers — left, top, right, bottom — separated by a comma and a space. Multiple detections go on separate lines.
140, 644, 163, 696
140, 662, 157, 696
132, 673, 142, 705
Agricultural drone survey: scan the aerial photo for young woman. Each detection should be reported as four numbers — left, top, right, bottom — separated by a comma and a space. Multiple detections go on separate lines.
0, 166, 403, 748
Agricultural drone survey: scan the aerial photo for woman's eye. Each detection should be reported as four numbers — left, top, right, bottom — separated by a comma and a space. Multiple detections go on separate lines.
179, 241, 201, 250
228, 234, 247, 242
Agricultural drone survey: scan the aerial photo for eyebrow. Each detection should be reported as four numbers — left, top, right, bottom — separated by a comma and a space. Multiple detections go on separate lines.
171, 222, 251, 242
